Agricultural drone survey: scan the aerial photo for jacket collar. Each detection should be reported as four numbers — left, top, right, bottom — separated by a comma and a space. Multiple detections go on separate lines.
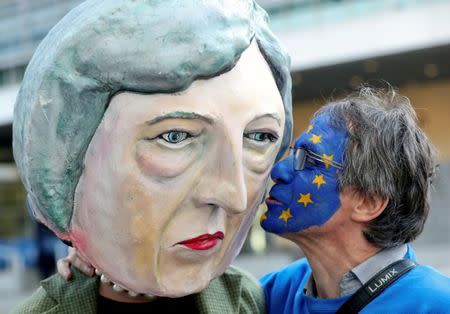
41, 268, 99, 313
41, 266, 244, 313
194, 267, 244, 313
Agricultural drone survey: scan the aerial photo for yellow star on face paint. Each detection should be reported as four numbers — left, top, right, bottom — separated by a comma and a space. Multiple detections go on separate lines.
278, 208, 293, 223
260, 212, 267, 223
297, 193, 314, 207
306, 124, 314, 134
322, 154, 334, 169
309, 133, 322, 144
312, 174, 326, 189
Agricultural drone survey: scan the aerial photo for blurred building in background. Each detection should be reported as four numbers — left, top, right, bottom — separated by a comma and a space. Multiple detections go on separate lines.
0, 2, 82, 310
0, 0, 85, 232
0, 0, 449, 310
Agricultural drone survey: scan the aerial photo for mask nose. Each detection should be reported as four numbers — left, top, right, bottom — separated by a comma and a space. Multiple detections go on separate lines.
193, 136, 247, 215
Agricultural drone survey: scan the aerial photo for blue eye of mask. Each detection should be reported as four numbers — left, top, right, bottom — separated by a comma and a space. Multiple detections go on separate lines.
261, 114, 349, 234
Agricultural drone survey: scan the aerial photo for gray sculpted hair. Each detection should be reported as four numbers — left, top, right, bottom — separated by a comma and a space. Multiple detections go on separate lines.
13, 0, 292, 236
316, 86, 436, 248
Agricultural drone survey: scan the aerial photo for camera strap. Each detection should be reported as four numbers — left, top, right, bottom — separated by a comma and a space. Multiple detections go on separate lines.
336, 258, 417, 314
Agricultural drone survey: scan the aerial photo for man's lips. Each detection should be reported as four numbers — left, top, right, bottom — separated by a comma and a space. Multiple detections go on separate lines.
176, 231, 225, 251
266, 195, 283, 206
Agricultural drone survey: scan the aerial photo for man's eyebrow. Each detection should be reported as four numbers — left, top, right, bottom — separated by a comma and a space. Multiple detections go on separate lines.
249, 113, 282, 126
146, 111, 213, 125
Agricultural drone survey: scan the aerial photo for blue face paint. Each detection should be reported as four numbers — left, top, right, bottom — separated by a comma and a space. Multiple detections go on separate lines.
261, 113, 348, 234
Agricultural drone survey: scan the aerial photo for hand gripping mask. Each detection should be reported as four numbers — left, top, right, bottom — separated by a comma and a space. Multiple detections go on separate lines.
261, 113, 348, 234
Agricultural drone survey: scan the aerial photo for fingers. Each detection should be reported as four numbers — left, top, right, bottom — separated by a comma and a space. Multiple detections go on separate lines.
57, 258, 73, 280
72, 257, 95, 277
67, 246, 77, 259
56, 247, 95, 280
67, 247, 95, 277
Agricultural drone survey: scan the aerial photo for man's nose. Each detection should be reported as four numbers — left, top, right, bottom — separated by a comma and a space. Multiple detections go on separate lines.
193, 137, 247, 215
271, 154, 295, 184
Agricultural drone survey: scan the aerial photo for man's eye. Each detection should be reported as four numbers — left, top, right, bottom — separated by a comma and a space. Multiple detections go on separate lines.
160, 131, 189, 143
245, 132, 277, 142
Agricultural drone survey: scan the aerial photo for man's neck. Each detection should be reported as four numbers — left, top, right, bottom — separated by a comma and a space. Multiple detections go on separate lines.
284, 225, 381, 299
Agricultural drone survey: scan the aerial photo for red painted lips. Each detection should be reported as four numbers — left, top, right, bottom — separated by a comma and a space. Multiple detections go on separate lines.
177, 231, 225, 250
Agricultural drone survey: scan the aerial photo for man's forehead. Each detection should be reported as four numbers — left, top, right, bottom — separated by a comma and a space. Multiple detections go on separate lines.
297, 114, 336, 140
294, 113, 348, 155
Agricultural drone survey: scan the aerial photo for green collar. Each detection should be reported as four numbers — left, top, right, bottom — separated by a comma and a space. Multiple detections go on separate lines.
41, 268, 98, 313
40, 266, 246, 313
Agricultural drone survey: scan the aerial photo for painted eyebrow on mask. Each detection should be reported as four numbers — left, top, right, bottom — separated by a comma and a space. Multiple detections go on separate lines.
146, 111, 214, 126
248, 113, 282, 127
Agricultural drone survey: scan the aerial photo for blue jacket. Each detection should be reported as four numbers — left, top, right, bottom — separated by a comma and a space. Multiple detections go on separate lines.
261, 245, 450, 313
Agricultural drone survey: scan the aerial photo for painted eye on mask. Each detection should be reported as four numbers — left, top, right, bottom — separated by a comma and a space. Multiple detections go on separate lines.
160, 131, 190, 144
245, 132, 278, 143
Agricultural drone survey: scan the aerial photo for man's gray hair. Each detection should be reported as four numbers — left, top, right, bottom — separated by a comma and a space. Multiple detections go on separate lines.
316, 86, 436, 248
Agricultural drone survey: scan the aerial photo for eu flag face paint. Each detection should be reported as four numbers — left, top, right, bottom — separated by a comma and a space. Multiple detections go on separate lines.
261, 114, 348, 234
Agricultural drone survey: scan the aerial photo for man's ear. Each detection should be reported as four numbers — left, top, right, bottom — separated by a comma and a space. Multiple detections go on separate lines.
350, 190, 389, 223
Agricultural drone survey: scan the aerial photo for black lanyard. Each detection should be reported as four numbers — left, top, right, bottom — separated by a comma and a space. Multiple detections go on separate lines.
336, 259, 417, 314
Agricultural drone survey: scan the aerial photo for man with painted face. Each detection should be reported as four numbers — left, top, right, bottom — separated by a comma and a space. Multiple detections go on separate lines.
261, 87, 450, 313
12, 0, 292, 313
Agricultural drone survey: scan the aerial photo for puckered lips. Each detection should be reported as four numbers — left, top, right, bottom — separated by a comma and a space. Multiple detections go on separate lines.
176, 231, 225, 250
265, 194, 283, 206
